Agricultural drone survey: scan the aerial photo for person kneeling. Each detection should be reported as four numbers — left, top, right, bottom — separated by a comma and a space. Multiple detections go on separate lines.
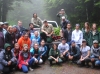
48, 44, 62, 66
68, 41, 80, 63
18, 44, 34, 73
0, 43, 17, 74
30, 43, 43, 66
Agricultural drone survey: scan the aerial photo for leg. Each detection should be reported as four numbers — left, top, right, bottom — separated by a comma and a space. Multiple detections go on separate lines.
2, 66, 10, 74
48, 57, 54, 66
21, 65, 28, 73
85, 58, 90, 67
28, 58, 35, 67
95, 60, 100, 66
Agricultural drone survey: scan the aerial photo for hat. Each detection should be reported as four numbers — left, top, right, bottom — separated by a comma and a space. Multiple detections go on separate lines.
43, 20, 47, 23
76, 24, 80, 26
71, 40, 75, 44
62, 38, 66, 40
61, 9, 64, 11
62, 16, 65, 19
93, 40, 98, 44
82, 39, 86, 42
4, 22, 9, 25
0, 22, 4, 25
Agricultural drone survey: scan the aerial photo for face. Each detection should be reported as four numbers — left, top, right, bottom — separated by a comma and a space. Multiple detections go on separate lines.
3, 25, 8, 30
9, 27, 13, 32
61, 10, 65, 14
33, 14, 37, 18
30, 24, 34, 29
34, 32, 38, 37
92, 24, 96, 30
13, 27, 17, 32
93, 43, 98, 48
23, 46, 28, 51
82, 41, 86, 46
15, 44, 19, 49
18, 21, 22, 27
84, 23, 88, 28
41, 40, 45, 46
44, 22, 48, 26
76, 26, 79, 30
62, 40, 66, 44
34, 44, 39, 50
24, 34, 29, 40
7, 47, 11, 51
67, 24, 71, 29
53, 44, 57, 50
71, 42, 75, 47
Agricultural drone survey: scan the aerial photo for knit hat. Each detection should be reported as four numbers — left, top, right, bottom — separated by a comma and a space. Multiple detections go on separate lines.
93, 40, 98, 44
82, 39, 86, 42
71, 40, 75, 44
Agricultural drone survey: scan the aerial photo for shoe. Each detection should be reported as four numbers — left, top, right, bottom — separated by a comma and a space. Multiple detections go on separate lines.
91, 65, 95, 69
29, 67, 34, 71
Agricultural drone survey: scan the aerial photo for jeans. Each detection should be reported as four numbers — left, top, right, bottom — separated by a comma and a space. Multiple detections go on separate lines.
95, 60, 100, 66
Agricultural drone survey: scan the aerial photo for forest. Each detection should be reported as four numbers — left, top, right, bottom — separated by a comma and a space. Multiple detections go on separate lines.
0, 0, 100, 27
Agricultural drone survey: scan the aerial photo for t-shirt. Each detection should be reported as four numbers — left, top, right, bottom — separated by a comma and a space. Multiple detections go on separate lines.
58, 43, 69, 54
80, 46, 90, 57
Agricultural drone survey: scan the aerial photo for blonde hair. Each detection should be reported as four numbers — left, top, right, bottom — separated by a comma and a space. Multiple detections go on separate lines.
7, 26, 12, 32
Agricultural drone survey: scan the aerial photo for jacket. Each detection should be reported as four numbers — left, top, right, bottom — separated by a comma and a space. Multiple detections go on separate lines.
0, 32, 4, 50
39, 45, 47, 56
18, 36, 31, 50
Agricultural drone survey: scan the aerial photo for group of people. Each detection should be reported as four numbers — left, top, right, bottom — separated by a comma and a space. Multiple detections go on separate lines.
0, 9, 100, 74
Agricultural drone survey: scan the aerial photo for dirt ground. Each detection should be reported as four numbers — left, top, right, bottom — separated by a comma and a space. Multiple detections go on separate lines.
15, 61, 100, 74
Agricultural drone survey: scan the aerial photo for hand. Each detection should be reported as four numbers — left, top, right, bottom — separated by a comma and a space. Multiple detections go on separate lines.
63, 52, 66, 56
40, 56, 42, 58
99, 56, 100, 60
80, 58, 84, 61
8, 61, 11, 66
91, 58, 95, 62
69, 56, 73, 60
55, 59, 58, 62
61, 54, 63, 58
26, 62, 29, 65
45, 32, 48, 35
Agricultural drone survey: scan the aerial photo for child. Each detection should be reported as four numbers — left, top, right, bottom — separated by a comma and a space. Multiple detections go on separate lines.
39, 40, 47, 63
48, 43, 62, 66
30, 43, 43, 65
18, 44, 34, 73
0, 43, 17, 74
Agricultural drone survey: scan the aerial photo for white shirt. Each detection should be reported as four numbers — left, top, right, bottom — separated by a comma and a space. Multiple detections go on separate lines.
58, 43, 69, 54
71, 29, 83, 45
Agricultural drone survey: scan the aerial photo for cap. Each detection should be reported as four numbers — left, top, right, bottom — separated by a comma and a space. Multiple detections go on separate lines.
0, 22, 4, 25
4, 22, 9, 25
62, 16, 65, 19
93, 40, 98, 44
71, 40, 75, 44
76, 24, 80, 26
82, 39, 86, 42
43, 19, 47, 23
61, 9, 64, 11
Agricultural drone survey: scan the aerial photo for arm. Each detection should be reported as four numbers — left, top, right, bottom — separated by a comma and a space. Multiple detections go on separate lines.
10, 51, 16, 62
91, 47, 99, 58
41, 46, 47, 56
41, 26, 48, 34
64, 44, 69, 54
83, 50, 90, 60
73, 47, 80, 58
18, 38, 22, 50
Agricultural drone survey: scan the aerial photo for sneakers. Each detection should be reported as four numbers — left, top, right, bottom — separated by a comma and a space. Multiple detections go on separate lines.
29, 67, 34, 71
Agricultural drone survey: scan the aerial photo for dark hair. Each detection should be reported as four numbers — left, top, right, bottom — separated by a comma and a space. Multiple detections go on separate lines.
92, 23, 97, 30
29, 23, 34, 26
84, 22, 90, 30
33, 13, 37, 18
52, 43, 58, 49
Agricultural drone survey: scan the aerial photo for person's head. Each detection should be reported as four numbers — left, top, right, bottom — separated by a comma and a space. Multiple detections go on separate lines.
34, 31, 38, 37
4, 43, 11, 51
14, 43, 19, 50
29, 23, 34, 29
67, 23, 71, 29
18, 21, 22, 27
34, 43, 39, 50
52, 43, 58, 50
62, 38, 66, 44
92, 23, 97, 30
33, 13, 37, 18
93, 40, 99, 48
62, 16, 66, 21
40, 40, 45, 46
7, 26, 13, 33
61, 9, 65, 14
71, 41, 75, 47
75, 24, 80, 30
23, 31, 29, 40
43, 20, 48, 26
0, 22, 4, 31
3, 22, 9, 30
23, 44, 28, 52
82, 39, 87, 46
12, 26, 17, 33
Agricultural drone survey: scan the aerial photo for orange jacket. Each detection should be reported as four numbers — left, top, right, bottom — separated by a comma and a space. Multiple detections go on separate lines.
18, 36, 31, 50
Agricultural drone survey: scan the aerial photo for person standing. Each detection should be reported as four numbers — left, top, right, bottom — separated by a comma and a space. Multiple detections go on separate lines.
71, 24, 83, 47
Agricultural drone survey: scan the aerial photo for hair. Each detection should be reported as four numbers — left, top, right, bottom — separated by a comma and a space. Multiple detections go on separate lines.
7, 26, 12, 32
92, 23, 97, 30
29, 23, 34, 26
52, 43, 58, 49
15, 43, 19, 47
84, 22, 90, 31
33, 13, 37, 18
18, 20, 22, 23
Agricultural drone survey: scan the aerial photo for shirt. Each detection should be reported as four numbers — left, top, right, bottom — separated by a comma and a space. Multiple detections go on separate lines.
58, 43, 69, 54
80, 46, 90, 57
42, 24, 54, 34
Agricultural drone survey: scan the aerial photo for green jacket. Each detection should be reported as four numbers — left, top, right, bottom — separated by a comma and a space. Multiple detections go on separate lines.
49, 48, 60, 58
82, 30, 91, 46
89, 30, 100, 46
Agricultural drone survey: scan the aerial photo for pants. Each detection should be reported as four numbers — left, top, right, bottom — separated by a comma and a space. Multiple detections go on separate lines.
34, 57, 43, 64
48, 57, 62, 65
95, 60, 100, 66
42, 55, 47, 63
22, 58, 34, 73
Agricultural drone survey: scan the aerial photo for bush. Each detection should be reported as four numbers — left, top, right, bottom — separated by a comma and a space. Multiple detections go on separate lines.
54, 27, 60, 35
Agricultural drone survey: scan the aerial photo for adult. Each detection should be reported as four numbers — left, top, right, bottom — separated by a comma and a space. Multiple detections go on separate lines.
48, 43, 62, 66
90, 40, 100, 68
58, 38, 69, 61
82, 22, 91, 46
57, 9, 67, 23
0, 43, 17, 74
77, 39, 90, 68
41, 20, 54, 42
29, 23, 36, 34
5, 26, 15, 48
18, 31, 31, 50
68, 41, 80, 63
0, 22, 4, 51
89, 23, 100, 46
71, 24, 83, 47
63, 23, 72, 44
31, 13, 42, 27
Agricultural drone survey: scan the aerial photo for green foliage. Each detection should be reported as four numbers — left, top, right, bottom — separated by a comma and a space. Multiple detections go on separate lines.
54, 27, 60, 35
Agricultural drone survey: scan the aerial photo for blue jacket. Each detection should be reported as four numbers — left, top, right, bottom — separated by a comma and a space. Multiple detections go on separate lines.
39, 46, 47, 56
